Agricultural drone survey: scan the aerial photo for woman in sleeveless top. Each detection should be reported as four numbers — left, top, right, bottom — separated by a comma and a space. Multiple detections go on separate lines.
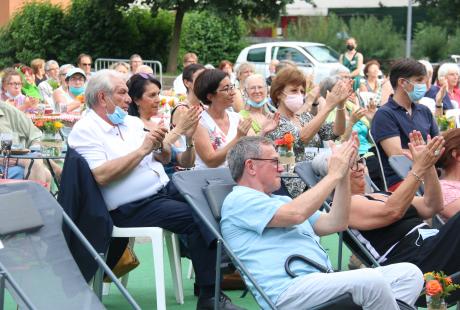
436, 129, 460, 222
339, 37, 364, 91
193, 69, 252, 169
359, 60, 393, 106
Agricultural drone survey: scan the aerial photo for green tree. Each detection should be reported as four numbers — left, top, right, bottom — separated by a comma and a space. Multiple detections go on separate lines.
286, 14, 347, 52
417, 0, 460, 31
0, 1, 65, 68
117, 0, 304, 72
180, 11, 247, 66
413, 23, 448, 61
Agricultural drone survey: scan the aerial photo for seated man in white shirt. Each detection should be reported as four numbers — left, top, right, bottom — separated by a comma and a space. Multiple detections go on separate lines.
221, 136, 423, 309
68, 69, 243, 310
173, 52, 198, 95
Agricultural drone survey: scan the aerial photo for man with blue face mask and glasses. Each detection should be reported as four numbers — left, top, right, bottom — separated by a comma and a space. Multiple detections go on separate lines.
68, 69, 245, 310
371, 58, 439, 191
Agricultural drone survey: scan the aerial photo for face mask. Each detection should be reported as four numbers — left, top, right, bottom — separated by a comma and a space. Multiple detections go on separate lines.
284, 93, 304, 113
246, 97, 268, 108
5, 92, 21, 100
403, 80, 427, 102
106, 105, 127, 125
346, 44, 354, 51
69, 85, 85, 96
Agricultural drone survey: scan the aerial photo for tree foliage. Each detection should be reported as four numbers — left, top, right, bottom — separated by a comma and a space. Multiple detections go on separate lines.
417, 0, 460, 31
180, 11, 247, 67
0, 2, 66, 68
286, 14, 404, 63
413, 23, 448, 61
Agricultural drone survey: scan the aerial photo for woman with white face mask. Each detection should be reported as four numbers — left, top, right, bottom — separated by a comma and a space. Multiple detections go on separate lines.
267, 67, 351, 197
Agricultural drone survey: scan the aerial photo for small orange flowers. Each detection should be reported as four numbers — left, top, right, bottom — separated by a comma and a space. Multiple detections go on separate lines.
426, 280, 443, 296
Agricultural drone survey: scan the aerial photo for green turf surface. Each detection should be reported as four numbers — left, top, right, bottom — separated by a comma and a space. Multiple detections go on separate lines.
3, 234, 447, 309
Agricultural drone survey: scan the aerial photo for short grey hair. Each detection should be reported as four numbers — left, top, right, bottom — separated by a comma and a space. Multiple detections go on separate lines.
235, 62, 255, 80
110, 62, 130, 71
227, 136, 273, 182
438, 63, 459, 79
244, 73, 266, 90
330, 66, 350, 76
311, 150, 332, 178
418, 60, 433, 74
85, 69, 124, 109
45, 60, 59, 71
319, 75, 340, 98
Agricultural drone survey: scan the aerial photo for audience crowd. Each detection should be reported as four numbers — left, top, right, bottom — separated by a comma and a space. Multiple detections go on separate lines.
1, 43, 460, 309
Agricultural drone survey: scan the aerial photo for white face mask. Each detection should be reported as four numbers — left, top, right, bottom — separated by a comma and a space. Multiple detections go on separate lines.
284, 93, 304, 113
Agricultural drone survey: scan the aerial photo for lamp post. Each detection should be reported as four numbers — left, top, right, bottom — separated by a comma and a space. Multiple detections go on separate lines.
406, 0, 413, 58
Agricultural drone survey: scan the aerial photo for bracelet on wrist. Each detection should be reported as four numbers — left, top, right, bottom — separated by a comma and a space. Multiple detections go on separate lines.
186, 140, 195, 149
409, 171, 424, 185
336, 106, 345, 111
311, 101, 319, 107
436, 105, 443, 108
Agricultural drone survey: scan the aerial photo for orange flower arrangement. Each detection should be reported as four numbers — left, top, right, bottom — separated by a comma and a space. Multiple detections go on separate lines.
33, 119, 63, 134
424, 271, 460, 309
274, 133, 295, 150
160, 97, 176, 108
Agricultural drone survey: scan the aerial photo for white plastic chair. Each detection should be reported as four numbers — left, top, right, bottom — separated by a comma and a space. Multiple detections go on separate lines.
445, 108, 460, 128
107, 226, 184, 310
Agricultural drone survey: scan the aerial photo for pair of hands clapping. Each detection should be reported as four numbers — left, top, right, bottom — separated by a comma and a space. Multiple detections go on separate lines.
327, 132, 359, 179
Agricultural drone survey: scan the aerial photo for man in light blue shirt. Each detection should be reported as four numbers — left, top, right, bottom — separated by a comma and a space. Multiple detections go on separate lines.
221, 136, 423, 309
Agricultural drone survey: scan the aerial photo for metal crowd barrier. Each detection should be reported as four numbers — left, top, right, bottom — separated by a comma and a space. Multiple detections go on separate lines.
94, 58, 163, 85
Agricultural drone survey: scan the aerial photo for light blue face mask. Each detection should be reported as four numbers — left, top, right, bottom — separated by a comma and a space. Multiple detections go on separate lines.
106, 106, 127, 125
69, 86, 85, 96
404, 79, 427, 102
246, 97, 268, 108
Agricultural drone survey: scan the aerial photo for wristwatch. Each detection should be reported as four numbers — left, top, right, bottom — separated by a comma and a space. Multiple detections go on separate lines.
186, 140, 195, 149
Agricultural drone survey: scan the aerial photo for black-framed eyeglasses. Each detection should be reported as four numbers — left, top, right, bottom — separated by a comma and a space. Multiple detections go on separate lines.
218, 84, 236, 94
351, 157, 366, 171
249, 158, 280, 170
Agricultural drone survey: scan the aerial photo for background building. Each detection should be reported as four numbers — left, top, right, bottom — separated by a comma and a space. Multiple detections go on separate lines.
0, 0, 70, 27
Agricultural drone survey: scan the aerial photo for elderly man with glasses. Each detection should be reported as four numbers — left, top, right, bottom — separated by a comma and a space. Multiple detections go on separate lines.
221, 136, 424, 309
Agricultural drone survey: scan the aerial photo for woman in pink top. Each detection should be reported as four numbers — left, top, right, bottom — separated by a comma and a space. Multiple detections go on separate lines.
436, 128, 460, 222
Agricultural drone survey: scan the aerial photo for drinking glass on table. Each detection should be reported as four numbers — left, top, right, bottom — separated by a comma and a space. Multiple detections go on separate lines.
0, 133, 13, 155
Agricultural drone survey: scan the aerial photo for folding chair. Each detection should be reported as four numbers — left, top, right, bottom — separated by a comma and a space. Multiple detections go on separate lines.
388, 155, 424, 195
172, 168, 366, 310
368, 131, 388, 191
0, 181, 140, 310
294, 161, 380, 269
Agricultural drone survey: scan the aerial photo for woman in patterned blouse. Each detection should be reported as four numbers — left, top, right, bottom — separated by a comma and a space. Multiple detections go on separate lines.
267, 67, 352, 197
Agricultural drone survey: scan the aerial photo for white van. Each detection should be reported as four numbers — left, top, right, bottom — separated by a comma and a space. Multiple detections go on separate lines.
235, 41, 347, 84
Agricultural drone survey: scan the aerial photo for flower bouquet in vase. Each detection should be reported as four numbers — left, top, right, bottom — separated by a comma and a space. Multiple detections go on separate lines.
33, 119, 64, 157
275, 133, 295, 168
424, 271, 460, 310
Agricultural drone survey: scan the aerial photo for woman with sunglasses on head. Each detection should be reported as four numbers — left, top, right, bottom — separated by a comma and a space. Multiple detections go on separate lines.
193, 69, 253, 169
127, 73, 200, 172
266, 67, 350, 197
239, 73, 280, 136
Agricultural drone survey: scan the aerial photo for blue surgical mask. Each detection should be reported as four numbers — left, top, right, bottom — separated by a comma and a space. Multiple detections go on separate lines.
106, 106, 127, 125
246, 97, 268, 108
69, 85, 85, 96
404, 80, 427, 102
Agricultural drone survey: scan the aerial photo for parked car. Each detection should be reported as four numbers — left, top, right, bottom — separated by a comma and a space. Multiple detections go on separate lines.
235, 41, 347, 84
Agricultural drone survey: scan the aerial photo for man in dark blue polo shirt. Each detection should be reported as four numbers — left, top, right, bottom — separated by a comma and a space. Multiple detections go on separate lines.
371, 58, 439, 191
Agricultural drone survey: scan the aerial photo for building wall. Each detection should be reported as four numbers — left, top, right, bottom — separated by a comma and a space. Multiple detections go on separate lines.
0, 0, 70, 27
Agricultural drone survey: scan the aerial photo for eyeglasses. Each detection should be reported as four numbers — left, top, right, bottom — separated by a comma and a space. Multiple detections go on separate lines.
69, 76, 85, 82
249, 158, 280, 170
218, 84, 236, 94
81, 63, 92, 67
8, 82, 22, 87
351, 157, 366, 171
248, 86, 265, 92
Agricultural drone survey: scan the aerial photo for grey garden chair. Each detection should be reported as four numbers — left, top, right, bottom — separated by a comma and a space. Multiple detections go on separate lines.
172, 168, 366, 310
0, 181, 140, 310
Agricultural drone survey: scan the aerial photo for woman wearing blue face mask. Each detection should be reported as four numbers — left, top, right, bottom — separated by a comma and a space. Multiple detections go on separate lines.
267, 67, 351, 197
60, 68, 87, 114
239, 74, 280, 136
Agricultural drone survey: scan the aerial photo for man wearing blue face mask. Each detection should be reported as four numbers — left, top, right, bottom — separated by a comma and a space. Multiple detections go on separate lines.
371, 58, 439, 191
68, 69, 245, 310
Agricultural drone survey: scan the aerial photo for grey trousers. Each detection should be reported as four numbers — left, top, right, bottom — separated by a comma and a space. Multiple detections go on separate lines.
275, 263, 423, 310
